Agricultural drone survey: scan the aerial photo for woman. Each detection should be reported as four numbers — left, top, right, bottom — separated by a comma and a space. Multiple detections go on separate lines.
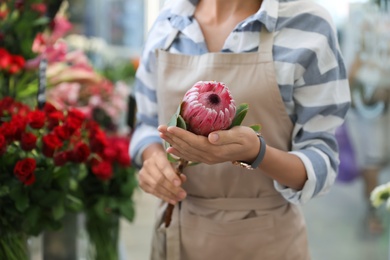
130, 0, 351, 259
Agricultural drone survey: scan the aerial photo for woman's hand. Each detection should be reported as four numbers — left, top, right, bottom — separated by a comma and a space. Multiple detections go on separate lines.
138, 144, 187, 205
158, 125, 260, 165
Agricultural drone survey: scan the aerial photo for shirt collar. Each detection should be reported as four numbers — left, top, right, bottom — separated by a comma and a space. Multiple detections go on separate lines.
167, 0, 279, 32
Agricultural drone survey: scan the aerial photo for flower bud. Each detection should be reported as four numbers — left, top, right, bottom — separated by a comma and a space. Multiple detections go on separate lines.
181, 81, 236, 136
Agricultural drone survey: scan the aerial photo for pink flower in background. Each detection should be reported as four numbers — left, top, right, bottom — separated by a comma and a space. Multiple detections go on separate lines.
50, 15, 73, 42
181, 81, 236, 136
66, 50, 92, 69
32, 33, 47, 53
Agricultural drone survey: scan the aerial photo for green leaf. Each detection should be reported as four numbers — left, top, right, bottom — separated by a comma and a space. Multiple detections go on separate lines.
66, 194, 84, 212
249, 124, 262, 132
69, 178, 78, 191
230, 103, 249, 128
10, 186, 29, 212
94, 197, 108, 219
167, 103, 183, 127
52, 201, 65, 220
119, 201, 135, 222
32, 17, 50, 26
0, 186, 10, 197
38, 191, 61, 207
22, 206, 40, 232
76, 164, 88, 180
177, 115, 187, 130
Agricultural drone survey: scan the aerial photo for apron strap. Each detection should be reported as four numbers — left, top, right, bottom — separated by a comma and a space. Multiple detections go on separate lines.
258, 25, 274, 54
163, 28, 180, 51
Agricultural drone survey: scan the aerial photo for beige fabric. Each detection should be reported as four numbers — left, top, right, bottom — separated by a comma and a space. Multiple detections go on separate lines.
151, 27, 310, 260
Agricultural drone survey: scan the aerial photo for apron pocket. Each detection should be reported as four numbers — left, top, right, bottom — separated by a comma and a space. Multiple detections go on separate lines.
180, 207, 277, 260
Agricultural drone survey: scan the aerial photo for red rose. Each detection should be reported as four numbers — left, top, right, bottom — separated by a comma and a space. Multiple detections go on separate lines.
0, 48, 11, 69
67, 109, 85, 122
28, 110, 46, 129
11, 115, 27, 140
117, 152, 131, 167
8, 55, 25, 74
13, 102, 30, 116
64, 117, 82, 134
14, 0, 25, 10
47, 111, 64, 129
43, 102, 57, 114
53, 125, 70, 140
54, 151, 68, 166
0, 134, 7, 155
13, 158, 36, 186
0, 96, 14, 111
91, 161, 113, 181
42, 134, 62, 157
102, 145, 116, 162
0, 121, 17, 141
0, 10, 8, 20
31, 3, 47, 15
20, 132, 37, 151
85, 121, 100, 132
89, 129, 107, 153
70, 142, 90, 163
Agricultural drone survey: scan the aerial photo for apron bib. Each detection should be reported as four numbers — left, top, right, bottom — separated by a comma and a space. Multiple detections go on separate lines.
151, 26, 310, 260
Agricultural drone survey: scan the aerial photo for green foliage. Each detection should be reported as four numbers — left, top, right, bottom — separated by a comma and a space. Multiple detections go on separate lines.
0, 0, 50, 58
99, 59, 137, 85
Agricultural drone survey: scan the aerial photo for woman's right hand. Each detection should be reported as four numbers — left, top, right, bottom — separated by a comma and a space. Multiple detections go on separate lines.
138, 143, 187, 205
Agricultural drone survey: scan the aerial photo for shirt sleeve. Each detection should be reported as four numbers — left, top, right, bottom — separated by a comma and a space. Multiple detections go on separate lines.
273, 8, 351, 204
129, 14, 172, 168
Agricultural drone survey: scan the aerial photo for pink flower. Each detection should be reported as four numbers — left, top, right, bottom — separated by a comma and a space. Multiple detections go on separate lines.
50, 15, 73, 42
181, 81, 236, 136
32, 33, 46, 53
66, 50, 92, 68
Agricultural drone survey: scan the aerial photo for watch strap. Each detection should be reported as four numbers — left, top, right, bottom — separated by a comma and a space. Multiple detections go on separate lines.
250, 134, 266, 169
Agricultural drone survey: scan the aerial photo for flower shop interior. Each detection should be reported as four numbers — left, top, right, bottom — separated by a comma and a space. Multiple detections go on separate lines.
1, 0, 390, 259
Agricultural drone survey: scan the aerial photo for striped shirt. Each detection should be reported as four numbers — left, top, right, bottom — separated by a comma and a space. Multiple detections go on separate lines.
130, 0, 351, 204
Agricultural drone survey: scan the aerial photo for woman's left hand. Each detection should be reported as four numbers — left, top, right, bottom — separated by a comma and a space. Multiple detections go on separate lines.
158, 125, 260, 165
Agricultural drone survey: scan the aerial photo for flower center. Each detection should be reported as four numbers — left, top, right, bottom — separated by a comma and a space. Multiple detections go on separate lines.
207, 93, 220, 105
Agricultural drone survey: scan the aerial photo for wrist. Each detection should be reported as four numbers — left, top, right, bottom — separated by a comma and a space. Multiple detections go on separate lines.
232, 133, 266, 170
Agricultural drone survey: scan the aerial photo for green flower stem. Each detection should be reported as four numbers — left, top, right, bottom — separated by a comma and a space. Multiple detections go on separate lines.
0, 232, 28, 260
86, 213, 120, 260
3, 75, 10, 97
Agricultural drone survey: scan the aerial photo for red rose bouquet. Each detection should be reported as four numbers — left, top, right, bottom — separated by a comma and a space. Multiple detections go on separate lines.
78, 133, 137, 260
0, 96, 112, 260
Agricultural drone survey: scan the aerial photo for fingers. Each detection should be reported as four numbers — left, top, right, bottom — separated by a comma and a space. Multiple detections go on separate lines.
159, 126, 208, 161
138, 151, 187, 204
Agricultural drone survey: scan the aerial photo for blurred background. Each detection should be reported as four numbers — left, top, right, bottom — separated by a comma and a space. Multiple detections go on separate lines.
1, 0, 389, 259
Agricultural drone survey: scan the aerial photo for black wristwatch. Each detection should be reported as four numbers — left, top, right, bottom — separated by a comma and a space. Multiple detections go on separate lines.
232, 133, 266, 170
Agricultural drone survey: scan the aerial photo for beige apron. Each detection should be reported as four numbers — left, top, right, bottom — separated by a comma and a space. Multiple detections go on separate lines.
151, 26, 310, 260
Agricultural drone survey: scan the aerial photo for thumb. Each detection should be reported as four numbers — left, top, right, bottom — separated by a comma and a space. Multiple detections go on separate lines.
208, 130, 236, 145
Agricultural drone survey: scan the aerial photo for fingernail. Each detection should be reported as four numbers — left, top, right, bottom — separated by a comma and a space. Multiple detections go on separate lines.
209, 133, 219, 143
173, 179, 181, 187
178, 191, 186, 200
